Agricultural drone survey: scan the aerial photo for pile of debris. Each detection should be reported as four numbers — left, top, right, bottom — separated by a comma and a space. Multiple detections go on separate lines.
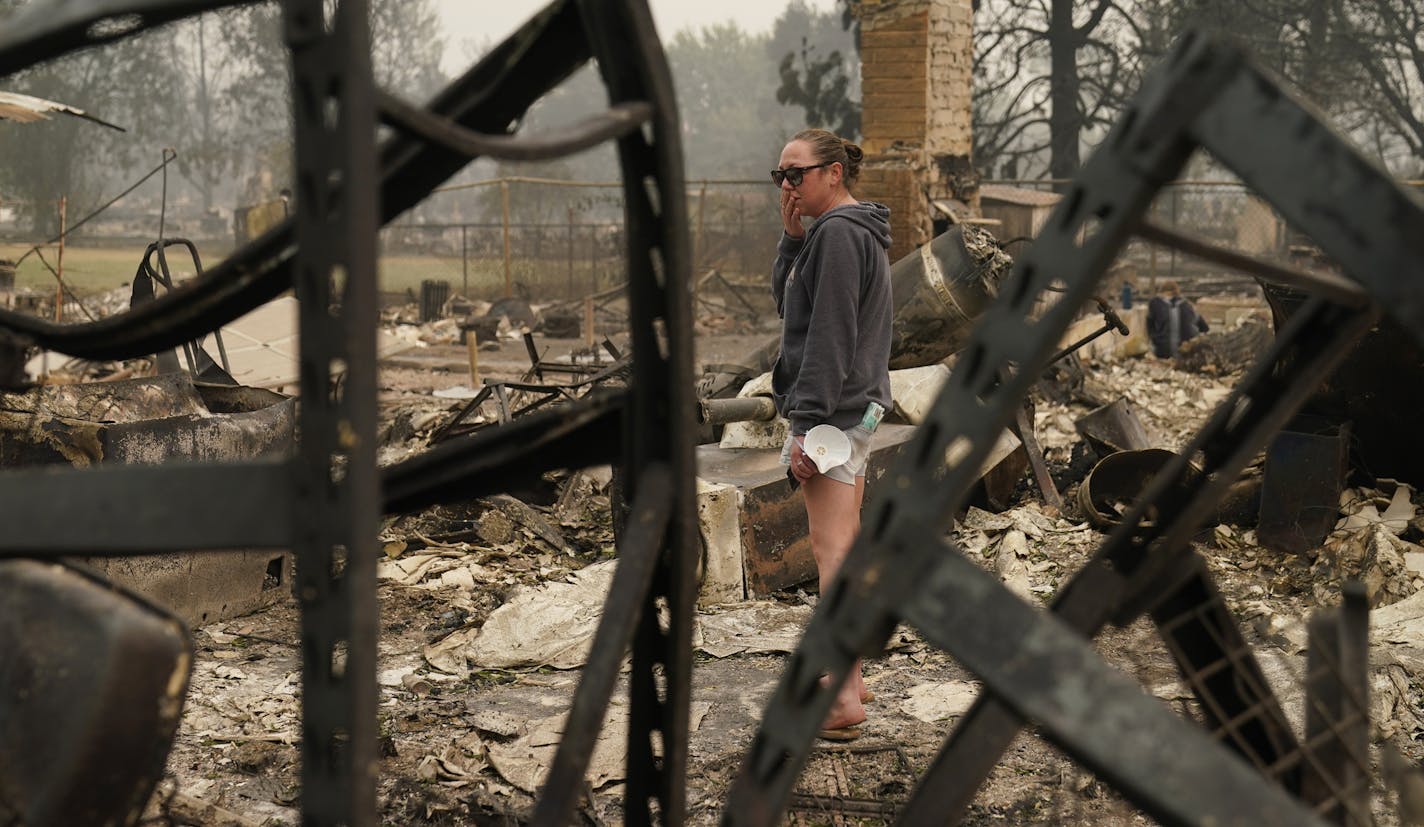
126, 333, 1424, 822
1173, 312, 1274, 374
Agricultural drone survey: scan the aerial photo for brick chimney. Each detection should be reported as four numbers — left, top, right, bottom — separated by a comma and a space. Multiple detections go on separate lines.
855, 0, 975, 263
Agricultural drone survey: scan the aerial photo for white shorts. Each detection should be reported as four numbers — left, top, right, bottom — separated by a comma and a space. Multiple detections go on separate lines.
781, 422, 875, 486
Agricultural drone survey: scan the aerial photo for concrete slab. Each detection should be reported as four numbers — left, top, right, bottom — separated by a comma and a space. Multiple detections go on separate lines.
215, 295, 406, 389
209, 296, 302, 389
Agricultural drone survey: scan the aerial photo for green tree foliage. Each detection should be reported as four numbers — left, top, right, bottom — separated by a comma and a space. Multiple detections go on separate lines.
476, 18, 807, 189
370, 0, 448, 102
769, 0, 861, 139
448, 17, 813, 264
210, 0, 448, 206
668, 23, 802, 178
168, 14, 243, 212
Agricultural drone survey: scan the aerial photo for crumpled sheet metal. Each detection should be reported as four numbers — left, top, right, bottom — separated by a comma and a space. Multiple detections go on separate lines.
0, 373, 294, 468
0, 560, 191, 827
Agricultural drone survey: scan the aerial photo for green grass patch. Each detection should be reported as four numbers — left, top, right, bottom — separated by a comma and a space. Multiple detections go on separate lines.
1, 244, 151, 293
0, 243, 624, 304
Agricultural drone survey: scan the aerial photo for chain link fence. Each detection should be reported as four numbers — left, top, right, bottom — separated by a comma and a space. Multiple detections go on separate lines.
377, 178, 782, 305
987, 177, 1424, 300
379, 176, 1424, 308
6, 176, 1421, 314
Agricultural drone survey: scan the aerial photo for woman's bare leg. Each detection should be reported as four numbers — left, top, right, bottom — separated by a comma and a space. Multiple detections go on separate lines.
803, 473, 867, 730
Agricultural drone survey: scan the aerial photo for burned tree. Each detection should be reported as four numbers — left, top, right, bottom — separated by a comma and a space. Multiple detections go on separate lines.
973, 0, 1140, 181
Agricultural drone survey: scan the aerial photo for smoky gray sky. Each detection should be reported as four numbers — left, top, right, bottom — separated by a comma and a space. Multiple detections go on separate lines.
433, 0, 840, 73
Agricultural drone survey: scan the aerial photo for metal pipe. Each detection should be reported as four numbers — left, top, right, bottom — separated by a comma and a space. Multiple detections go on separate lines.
698, 396, 776, 425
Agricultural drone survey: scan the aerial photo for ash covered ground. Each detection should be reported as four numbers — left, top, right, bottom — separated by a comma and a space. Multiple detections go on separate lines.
146, 308, 1424, 826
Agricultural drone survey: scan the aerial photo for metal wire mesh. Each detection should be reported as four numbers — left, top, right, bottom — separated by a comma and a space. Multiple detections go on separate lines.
1155, 590, 1373, 826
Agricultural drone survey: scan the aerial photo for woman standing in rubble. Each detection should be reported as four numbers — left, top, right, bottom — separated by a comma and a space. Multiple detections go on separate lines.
771, 128, 893, 741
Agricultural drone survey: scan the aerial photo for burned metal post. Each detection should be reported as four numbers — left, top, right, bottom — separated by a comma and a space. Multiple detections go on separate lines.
283, 0, 383, 818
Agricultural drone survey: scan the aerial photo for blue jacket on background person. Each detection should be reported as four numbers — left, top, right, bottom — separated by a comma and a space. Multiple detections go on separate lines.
1146, 280, 1209, 358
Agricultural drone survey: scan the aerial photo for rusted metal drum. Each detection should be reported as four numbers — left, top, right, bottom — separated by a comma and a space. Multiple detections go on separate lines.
1078, 448, 1201, 529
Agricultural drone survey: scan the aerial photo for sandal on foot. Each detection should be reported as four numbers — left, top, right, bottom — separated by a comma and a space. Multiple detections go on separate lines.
817, 726, 862, 742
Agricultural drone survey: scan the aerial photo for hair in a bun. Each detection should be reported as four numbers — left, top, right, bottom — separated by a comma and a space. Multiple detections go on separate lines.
791, 128, 863, 187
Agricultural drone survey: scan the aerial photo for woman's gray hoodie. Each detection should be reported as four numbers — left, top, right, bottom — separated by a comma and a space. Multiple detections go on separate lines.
770, 201, 893, 436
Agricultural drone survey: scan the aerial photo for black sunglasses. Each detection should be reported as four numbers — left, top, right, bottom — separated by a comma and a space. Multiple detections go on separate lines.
770, 162, 831, 187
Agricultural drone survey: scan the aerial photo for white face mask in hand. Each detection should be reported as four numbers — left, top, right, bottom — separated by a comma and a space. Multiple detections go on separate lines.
803, 424, 851, 474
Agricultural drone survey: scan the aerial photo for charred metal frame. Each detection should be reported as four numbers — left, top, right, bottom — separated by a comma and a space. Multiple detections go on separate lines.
2, 2, 1416, 822
0, 0, 694, 824
429, 345, 633, 442
521, 331, 625, 381
724, 34, 1423, 827
131, 237, 234, 379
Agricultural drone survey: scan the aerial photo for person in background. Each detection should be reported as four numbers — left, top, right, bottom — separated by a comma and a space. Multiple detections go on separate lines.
1147, 280, 1209, 358
770, 128, 893, 742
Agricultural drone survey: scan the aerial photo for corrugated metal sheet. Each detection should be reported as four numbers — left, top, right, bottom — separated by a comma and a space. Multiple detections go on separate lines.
0, 90, 123, 131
